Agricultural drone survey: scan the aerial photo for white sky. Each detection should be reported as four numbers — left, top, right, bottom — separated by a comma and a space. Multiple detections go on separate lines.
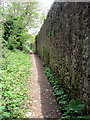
38, 0, 54, 11
28, 0, 54, 34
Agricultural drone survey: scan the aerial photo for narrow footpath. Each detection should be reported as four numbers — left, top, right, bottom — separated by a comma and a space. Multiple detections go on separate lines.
27, 53, 62, 119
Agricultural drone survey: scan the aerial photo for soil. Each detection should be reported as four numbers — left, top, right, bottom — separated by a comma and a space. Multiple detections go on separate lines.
27, 53, 62, 119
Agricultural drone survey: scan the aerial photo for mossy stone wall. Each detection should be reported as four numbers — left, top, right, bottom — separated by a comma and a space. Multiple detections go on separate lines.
36, 2, 90, 114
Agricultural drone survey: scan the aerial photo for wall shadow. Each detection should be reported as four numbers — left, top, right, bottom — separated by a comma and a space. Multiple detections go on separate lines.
32, 53, 62, 119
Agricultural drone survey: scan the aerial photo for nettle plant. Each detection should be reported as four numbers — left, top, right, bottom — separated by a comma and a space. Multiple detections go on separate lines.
44, 66, 90, 120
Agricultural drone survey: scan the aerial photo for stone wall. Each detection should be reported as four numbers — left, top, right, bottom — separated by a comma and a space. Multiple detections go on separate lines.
36, 2, 90, 114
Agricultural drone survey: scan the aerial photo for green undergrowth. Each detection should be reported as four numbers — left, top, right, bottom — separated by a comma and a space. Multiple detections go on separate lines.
0, 48, 31, 119
44, 65, 90, 120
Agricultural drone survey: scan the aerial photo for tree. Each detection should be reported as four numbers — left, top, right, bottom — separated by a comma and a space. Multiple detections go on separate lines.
3, 16, 30, 50
4, 1, 41, 28
2, 0, 42, 50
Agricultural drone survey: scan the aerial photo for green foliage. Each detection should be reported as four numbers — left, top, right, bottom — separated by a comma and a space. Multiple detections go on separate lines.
1, 1, 41, 27
68, 99, 85, 113
2, 16, 29, 50
0, 48, 31, 119
44, 66, 90, 120
61, 99, 87, 120
29, 35, 36, 43
1, 0, 43, 52
23, 43, 31, 53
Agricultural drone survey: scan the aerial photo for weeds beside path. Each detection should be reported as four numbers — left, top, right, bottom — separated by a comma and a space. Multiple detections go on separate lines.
0, 49, 31, 119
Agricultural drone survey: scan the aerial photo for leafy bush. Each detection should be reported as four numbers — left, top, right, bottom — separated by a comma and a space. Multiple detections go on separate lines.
0, 48, 31, 119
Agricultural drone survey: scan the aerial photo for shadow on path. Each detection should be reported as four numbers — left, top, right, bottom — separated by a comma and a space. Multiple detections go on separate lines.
29, 53, 62, 119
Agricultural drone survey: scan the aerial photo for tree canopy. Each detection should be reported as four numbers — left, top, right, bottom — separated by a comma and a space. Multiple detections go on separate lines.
1, 0, 43, 50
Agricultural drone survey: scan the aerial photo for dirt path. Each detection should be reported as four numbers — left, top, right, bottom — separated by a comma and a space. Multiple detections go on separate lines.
27, 53, 62, 119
